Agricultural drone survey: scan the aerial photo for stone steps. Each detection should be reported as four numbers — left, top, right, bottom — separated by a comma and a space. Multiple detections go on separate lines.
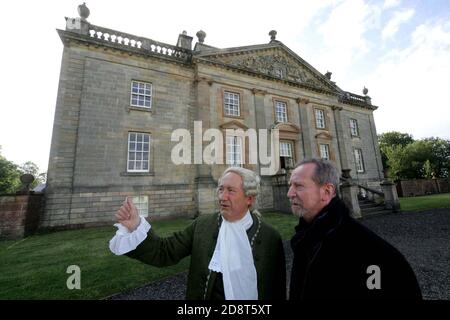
358, 199, 391, 217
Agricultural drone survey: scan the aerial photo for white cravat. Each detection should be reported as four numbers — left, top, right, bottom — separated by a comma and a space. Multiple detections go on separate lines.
208, 210, 258, 300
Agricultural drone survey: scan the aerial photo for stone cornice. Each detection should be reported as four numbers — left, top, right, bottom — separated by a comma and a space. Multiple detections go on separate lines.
58, 26, 378, 111
57, 29, 192, 67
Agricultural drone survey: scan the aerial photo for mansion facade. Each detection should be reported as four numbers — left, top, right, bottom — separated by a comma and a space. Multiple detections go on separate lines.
43, 5, 384, 228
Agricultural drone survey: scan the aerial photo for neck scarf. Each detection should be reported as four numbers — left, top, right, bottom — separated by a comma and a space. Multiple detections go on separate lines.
208, 210, 258, 300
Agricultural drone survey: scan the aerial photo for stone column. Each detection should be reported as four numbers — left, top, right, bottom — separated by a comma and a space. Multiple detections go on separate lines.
194, 77, 216, 215
252, 89, 267, 176
368, 113, 384, 181
380, 180, 400, 212
332, 105, 349, 171
340, 170, 361, 218
297, 98, 311, 159
252, 89, 273, 211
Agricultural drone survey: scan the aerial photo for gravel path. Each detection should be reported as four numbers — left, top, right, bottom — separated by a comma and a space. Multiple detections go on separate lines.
105, 208, 450, 300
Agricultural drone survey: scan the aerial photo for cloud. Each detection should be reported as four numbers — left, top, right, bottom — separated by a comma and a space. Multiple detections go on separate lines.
312, 0, 381, 79
382, 0, 401, 10
371, 20, 450, 139
382, 9, 415, 40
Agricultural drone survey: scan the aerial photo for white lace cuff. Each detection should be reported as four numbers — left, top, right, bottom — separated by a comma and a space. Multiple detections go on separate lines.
109, 216, 151, 255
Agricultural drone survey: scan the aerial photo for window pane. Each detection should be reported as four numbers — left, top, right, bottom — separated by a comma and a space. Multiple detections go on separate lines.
130, 81, 152, 109
136, 143, 142, 151
224, 91, 240, 116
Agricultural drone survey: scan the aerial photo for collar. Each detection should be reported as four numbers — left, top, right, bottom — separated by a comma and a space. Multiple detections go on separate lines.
290, 197, 348, 251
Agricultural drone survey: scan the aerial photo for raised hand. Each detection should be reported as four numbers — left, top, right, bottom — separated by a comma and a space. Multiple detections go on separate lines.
115, 197, 141, 232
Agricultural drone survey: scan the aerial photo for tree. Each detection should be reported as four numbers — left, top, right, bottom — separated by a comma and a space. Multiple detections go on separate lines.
0, 146, 46, 194
378, 132, 414, 170
422, 137, 450, 178
0, 154, 21, 194
384, 138, 450, 180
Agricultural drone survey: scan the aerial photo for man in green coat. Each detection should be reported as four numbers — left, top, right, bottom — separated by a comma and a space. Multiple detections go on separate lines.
109, 167, 286, 300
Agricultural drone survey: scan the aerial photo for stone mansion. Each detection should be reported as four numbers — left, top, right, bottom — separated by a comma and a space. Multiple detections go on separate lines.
43, 4, 384, 228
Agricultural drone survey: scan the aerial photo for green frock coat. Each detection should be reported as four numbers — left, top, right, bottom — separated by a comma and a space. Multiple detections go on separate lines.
125, 212, 286, 300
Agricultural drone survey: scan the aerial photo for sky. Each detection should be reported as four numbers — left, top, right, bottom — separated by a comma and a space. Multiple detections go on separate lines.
0, 0, 449, 173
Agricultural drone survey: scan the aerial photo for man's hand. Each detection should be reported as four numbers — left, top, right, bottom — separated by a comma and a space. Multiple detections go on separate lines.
115, 197, 141, 232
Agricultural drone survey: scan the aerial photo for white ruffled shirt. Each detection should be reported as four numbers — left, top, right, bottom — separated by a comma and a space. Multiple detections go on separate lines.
109, 216, 151, 255
108, 211, 258, 300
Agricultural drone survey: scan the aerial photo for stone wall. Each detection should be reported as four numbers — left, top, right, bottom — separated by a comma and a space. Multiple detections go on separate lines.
0, 194, 43, 240
396, 178, 450, 197
271, 174, 291, 214
43, 184, 196, 230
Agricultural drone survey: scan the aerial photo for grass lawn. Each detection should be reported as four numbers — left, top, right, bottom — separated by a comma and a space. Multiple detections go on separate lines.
399, 192, 450, 212
0, 212, 297, 300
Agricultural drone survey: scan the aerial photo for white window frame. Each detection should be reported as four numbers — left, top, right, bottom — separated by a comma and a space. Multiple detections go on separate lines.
350, 119, 359, 136
132, 195, 149, 217
224, 91, 240, 117
315, 109, 325, 129
354, 148, 365, 173
275, 101, 288, 123
131, 81, 152, 109
127, 132, 150, 172
319, 144, 330, 160
226, 136, 243, 166
280, 141, 294, 168
280, 141, 293, 157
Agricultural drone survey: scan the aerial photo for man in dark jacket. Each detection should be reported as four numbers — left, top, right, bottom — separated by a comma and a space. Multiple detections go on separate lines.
287, 158, 422, 299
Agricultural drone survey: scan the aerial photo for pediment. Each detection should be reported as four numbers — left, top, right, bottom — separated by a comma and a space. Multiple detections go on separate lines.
274, 122, 301, 133
315, 132, 333, 140
196, 44, 336, 92
219, 120, 249, 130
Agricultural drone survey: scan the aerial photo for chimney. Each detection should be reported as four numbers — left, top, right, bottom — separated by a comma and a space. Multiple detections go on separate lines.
176, 31, 193, 50
65, 3, 90, 35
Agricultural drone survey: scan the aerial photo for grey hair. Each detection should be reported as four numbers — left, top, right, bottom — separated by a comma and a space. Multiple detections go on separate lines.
219, 166, 261, 198
295, 158, 340, 190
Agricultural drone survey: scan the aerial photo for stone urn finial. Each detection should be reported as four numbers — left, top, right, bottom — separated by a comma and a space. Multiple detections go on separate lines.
363, 86, 369, 96
17, 174, 35, 194
78, 2, 90, 21
269, 30, 277, 41
342, 169, 352, 179
325, 71, 332, 80
196, 30, 206, 44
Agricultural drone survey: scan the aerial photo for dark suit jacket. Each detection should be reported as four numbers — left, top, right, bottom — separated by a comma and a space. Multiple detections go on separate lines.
289, 197, 422, 300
